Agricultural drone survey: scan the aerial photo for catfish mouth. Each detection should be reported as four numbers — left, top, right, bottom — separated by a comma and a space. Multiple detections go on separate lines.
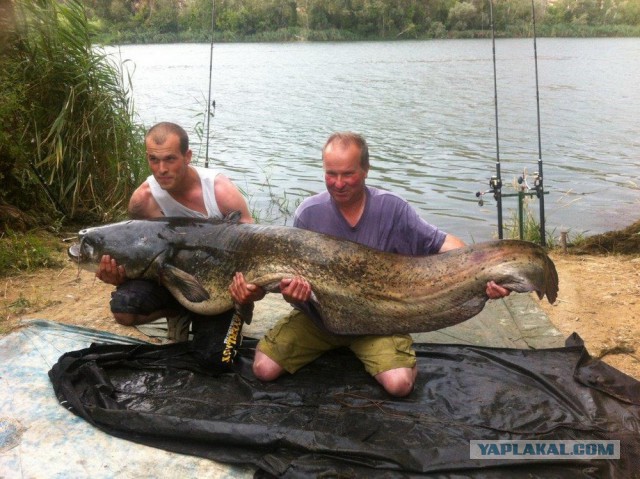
68, 242, 82, 262
68, 234, 89, 260
67, 236, 97, 272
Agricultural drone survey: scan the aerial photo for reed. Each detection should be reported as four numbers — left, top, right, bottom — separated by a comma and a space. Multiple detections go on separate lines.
4, 0, 146, 224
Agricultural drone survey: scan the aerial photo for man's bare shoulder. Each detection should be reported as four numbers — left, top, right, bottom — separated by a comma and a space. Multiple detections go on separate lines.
213, 174, 253, 223
128, 182, 162, 219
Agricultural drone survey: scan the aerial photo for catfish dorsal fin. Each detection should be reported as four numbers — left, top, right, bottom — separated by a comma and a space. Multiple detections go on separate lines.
224, 211, 242, 223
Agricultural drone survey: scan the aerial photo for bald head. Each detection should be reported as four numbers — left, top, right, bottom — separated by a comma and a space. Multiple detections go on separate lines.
145, 122, 189, 154
322, 132, 369, 171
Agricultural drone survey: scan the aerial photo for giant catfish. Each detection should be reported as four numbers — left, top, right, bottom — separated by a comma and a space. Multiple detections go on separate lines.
68, 216, 558, 335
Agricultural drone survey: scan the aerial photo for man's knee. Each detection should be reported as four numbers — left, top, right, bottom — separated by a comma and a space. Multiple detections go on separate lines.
113, 311, 167, 327
110, 279, 181, 323
252, 350, 284, 381
113, 312, 138, 327
375, 366, 417, 397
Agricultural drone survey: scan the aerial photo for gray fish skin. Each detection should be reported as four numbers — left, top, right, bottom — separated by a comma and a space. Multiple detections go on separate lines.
68, 217, 558, 335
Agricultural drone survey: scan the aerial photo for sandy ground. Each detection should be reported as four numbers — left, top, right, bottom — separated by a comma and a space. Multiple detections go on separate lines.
1, 251, 639, 380
537, 252, 640, 380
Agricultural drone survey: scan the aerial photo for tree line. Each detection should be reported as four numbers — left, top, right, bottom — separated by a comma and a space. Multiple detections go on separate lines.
1, 0, 639, 232
85, 0, 640, 44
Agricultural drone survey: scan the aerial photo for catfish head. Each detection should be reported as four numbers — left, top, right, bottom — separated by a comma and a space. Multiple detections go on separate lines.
67, 219, 177, 278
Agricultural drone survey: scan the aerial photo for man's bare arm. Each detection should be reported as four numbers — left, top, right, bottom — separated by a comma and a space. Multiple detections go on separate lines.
214, 174, 254, 224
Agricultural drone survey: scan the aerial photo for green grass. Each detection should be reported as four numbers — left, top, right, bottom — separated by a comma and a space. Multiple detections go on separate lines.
503, 197, 557, 248
6, 295, 32, 315
0, 230, 66, 277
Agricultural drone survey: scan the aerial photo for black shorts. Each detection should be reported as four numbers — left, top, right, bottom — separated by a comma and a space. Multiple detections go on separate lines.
110, 279, 242, 368
110, 279, 182, 315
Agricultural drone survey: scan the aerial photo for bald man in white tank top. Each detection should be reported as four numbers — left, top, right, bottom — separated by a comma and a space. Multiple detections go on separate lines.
95, 122, 253, 365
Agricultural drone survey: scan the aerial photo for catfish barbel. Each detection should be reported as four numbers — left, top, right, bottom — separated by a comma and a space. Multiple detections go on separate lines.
68, 216, 558, 335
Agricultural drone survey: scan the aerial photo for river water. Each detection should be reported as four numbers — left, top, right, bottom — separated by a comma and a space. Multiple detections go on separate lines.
108, 38, 640, 242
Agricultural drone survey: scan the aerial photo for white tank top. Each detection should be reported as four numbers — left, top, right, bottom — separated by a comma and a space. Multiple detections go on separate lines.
147, 166, 223, 218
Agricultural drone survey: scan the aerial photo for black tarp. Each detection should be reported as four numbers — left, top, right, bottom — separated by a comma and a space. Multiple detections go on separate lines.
49, 334, 640, 478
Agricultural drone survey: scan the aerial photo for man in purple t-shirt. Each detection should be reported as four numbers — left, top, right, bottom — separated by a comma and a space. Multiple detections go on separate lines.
230, 132, 510, 397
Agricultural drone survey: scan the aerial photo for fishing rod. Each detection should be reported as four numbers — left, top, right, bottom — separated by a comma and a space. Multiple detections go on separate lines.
476, 0, 547, 246
475, 0, 504, 238
531, 0, 546, 246
489, 0, 503, 239
204, 0, 216, 169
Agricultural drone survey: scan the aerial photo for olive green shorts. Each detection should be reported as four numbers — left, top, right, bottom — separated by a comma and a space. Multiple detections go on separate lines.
257, 309, 416, 377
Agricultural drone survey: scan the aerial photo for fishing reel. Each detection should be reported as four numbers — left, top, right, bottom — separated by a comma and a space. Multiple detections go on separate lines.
518, 170, 543, 198
533, 173, 543, 198
476, 176, 502, 207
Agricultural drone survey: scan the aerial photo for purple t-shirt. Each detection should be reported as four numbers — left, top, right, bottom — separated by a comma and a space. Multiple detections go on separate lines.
294, 186, 446, 255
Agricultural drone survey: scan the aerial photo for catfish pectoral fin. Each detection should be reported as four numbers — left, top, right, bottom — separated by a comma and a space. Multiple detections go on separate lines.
159, 264, 210, 302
